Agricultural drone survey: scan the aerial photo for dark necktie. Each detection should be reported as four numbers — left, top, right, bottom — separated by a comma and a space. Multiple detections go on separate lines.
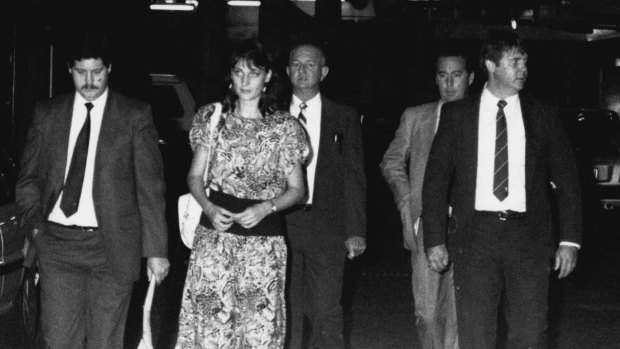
298, 102, 307, 125
493, 99, 509, 201
60, 102, 93, 217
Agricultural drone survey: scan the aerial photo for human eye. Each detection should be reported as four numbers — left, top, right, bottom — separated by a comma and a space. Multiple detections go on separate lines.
437, 72, 447, 79
453, 71, 463, 78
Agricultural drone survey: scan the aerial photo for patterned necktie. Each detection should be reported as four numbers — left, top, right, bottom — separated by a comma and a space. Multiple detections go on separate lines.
493, 100, 509, 201
298, 102, 307, 125
60, 102, 93, 217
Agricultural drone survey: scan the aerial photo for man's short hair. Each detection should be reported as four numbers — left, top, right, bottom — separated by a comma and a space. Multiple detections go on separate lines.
64, 31, 113, 67
288, 41, 328, 66
434, 44, 473, 73
479, 30, 526, 73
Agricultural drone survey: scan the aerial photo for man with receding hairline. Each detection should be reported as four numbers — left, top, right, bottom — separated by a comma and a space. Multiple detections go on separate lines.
284, 43, 366, 349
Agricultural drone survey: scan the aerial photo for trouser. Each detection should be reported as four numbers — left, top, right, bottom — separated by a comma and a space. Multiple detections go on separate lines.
176, 228, 288, 349
287, 243, 346, 349
456, 215, 550, 349
36, 223, 133, 349
411, 225, 459, 349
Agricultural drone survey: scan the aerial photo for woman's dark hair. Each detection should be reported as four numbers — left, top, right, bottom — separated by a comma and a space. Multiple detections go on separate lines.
222, 40, 282, 115
479, 30, 526, 74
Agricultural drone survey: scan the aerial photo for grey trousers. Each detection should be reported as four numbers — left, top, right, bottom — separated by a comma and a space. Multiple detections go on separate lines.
36, 223, 133, 349
412, 225, 459, 349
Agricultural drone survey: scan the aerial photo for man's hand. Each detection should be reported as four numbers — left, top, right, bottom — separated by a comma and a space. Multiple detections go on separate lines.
399, 202, 416, 251
426, 244, 449, 273
147, 257, 170, 285
345, 236, 366, 259
554, 245, 578, 279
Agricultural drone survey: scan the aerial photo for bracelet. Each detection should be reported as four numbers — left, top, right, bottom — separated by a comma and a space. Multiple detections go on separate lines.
267, 200, 278, 213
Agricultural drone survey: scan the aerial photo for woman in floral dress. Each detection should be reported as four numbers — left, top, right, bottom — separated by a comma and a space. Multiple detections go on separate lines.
176, 41, 308, 349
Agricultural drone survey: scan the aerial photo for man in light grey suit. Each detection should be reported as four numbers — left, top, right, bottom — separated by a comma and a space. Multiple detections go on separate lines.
380, 48, 474, 349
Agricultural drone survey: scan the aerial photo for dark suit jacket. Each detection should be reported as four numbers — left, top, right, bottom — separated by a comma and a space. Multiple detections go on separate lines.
422, 93, 582, 259
17, 90, 168, 284
285, 96, 366, 248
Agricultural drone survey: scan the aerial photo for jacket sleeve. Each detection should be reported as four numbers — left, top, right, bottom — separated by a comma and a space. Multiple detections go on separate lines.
344, 108, 367, 239
422, 104, 456, 249
545, 103, 582, 245
16, 102, 47, 236
380, 109, 414, 211
133, 104, 168, 258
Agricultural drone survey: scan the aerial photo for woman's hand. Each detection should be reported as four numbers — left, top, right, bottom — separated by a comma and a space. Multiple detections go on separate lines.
233, 202, 271, 229
204, 202, 234, 231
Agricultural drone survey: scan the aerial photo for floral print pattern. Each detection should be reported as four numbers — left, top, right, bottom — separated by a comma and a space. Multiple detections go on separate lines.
177, 104, 307, 348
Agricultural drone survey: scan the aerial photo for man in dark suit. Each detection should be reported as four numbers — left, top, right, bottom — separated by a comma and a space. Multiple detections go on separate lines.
16, 33, 169, 348
422, 30, 581, 349
381, 48, 474, 349
284, 43, 367, 349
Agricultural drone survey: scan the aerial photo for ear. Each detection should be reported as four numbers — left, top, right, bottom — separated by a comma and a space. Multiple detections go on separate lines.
484, 59, 496, 74
107, 64, 112, 74
265, 69, 272, 83
286, 66, 291, 79
67, 62, 73, 75
468, 71, 475, 86
320, 66, 329, 81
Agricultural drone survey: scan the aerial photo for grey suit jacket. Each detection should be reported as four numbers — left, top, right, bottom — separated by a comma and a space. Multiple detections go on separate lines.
380, 102, 440, 250
17, 90, 168, 283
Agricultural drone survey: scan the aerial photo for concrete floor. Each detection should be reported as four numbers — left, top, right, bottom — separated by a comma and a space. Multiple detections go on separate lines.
2, 210, 619, 349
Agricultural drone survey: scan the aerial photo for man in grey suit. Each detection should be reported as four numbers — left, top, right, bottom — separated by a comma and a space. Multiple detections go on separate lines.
17, 32, 169, 348
381, 48, 474, 349
285, 43, 367, 349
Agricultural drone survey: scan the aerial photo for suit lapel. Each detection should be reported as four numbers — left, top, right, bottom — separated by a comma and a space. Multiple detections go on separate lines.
461, 96, 481, 198
519, 94, 538, 193
48, 94, 76, 197
93, 91, 118, 194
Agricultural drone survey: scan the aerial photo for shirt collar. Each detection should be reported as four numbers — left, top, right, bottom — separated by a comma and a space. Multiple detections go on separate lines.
291, 92, 321, 111
74, 88, 109, 111
481, 84, 519, 108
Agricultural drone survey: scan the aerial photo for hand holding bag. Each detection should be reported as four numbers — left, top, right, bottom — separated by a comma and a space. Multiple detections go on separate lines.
178, 102, 222, 248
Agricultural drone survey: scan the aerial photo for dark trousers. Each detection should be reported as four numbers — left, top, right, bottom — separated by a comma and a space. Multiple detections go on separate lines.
455, 215, 550, 349
287, 243, 346, 349
36, 223, 133, 349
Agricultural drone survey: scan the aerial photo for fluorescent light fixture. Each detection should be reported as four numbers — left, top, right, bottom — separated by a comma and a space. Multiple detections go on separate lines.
227, 0, 261, 6
150, 0, 198, 11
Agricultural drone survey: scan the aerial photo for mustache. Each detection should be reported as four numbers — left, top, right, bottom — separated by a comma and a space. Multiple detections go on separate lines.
80, 84, 99, 90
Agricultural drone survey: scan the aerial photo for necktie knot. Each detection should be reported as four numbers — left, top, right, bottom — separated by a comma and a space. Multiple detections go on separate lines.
85, 102, 94, 112
497, 100, 507, 109
298, 102, 308, 124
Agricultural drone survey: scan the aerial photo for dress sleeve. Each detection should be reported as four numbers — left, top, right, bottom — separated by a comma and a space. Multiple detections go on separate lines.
279, 116, 309, 176
189, 103, 219, 152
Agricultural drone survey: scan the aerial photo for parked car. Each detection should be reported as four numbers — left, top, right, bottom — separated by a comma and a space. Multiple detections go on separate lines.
0, 146, 38, 345
560, 108, 620, 210
146, 74, 196, 253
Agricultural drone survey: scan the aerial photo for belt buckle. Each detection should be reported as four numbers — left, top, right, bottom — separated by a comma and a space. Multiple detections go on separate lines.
498, 211, 508, 221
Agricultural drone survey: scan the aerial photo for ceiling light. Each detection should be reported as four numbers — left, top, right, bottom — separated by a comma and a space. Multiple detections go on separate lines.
150, 0, 198, 11
227, 0, 261, 6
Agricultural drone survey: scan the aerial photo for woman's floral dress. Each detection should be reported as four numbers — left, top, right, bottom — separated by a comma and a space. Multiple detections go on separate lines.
176, 103, 308, 349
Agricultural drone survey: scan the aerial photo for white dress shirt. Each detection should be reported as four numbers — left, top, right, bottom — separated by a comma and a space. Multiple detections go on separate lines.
48, 89, 108, 227
475, 87, 526, 212
290, 93, 322, 204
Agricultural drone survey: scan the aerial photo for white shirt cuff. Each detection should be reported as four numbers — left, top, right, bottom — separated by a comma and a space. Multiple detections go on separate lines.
560, 241, 580, 249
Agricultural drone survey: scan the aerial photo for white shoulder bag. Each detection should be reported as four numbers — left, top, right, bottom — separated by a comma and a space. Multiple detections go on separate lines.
178, 102, 222, 249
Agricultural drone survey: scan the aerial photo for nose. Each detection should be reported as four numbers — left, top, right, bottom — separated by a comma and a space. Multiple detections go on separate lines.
446, 76, 454, 88
86, 71, 95, 85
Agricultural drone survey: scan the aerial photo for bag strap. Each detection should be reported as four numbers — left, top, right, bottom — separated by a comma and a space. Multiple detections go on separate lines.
202, 102, 223, 186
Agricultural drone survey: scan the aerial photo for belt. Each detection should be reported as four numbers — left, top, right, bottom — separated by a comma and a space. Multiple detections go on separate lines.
292, 204, 313, 212
48, 221, 99, 232
474, 210, 526, 221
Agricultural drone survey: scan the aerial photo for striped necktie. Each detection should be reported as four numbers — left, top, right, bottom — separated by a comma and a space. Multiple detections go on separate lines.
298, 102, 307, 125
493, 99, 509, 201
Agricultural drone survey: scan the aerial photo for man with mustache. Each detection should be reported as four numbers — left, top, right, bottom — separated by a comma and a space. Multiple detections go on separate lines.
16, 32, 169, 348
422, 30, 582, 349
381, 47, 474, 349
